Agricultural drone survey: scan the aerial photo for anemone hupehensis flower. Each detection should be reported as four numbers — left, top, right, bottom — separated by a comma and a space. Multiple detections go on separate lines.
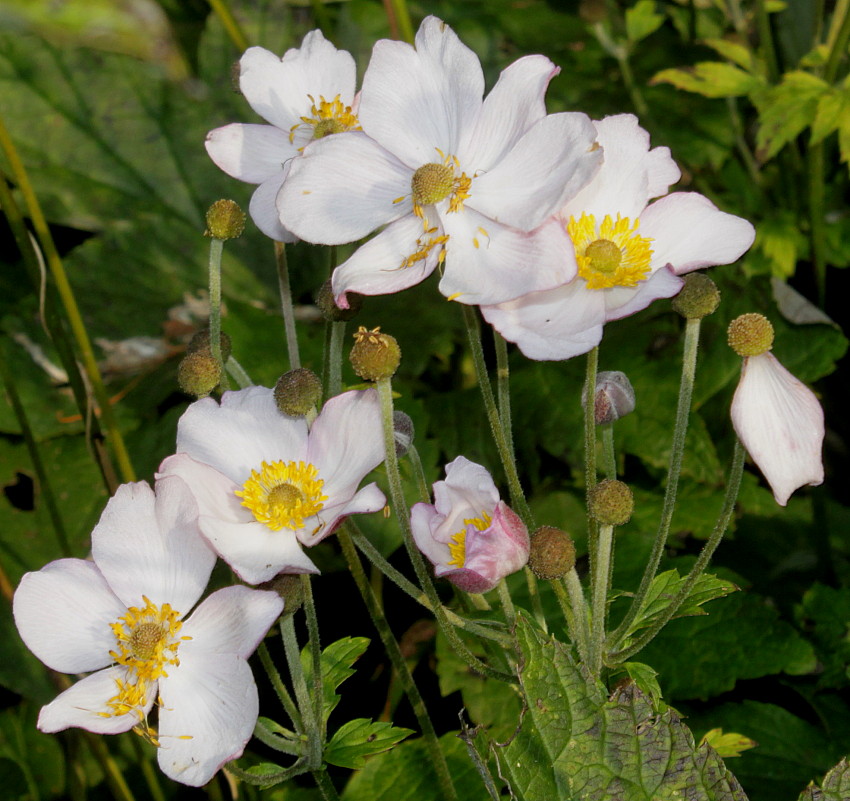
13, 478, 283, 787
205, 30, 359, 242
480, 114, 756, 360
276, 16, 602, 307
158, 386, 386, 584
410, 456, 529, 593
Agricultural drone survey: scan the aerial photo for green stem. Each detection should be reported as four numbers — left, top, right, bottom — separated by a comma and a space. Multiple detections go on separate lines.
226, 356, 254, 388
207, 0, 250, 51
258, 642, 303, 732
607, 440, 746, 664
300, 575, 325, 740
313, 769, 341, 801
564, 568, 591, 662
275, 242, 301, 371
583, 347, 600, 612
207, 237, 230, 392
130, 739, 167, 801
588, 524, 614, 676
496, 579, 516, 629
405, 443, 431, 503
253, 719, 303, 756
808, 141, 828, 306
607, 317, 701, 650
326, 321, 346, 401
522, 567, 548, 632
494, 332, 515, 460
601, 425, 616, 480
388, 0, 415, 43
551, 575, 586, 661
225, 759, 309, 786
281, 616, 322, 768
83, 734, 137, 801
824, 0, 850, 83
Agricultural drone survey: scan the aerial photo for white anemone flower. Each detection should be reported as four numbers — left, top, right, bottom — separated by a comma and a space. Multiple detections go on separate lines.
481, 114, 757, 360
205, 30, 358, 242
277, 15, 602, 307
13, 478, 284, 787
158, 387, 386, 585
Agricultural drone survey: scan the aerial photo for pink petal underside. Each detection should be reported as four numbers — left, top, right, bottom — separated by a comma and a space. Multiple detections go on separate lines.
204, 123, 296, 184
13, 559, 124, 674
731, 352, 825, 506
464, 502, 530, 586
431, 457, 499, 544
410, 502, 451, 567
157, 454, 249, 526
357, 17, 484, 166
297, 482, 387, 548
249, 171, 299, 243
603, 264, 684, 321
435, 566, 498, 594
278, 132, 411, 245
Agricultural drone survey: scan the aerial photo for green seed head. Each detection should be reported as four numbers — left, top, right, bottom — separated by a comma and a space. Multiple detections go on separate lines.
672, 273, 721, 319
527, 526, 576, 580
178, 351, 221, 398
205, 199, 246, 240
727, 313, 774, 357
274, 368, 322, 416
350, 327, 401, 381
588, 479, 634, 526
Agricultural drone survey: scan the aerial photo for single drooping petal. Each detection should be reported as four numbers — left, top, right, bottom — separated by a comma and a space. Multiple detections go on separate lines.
411, 456, 529, 593
731, 352, 825, 505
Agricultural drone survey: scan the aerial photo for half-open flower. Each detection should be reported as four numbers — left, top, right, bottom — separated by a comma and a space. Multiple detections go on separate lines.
13, 478, 284, 787
481, 114, 756, 360
277, 16, 601, 307
206, 31, 359, 241
158, 387, 386, 584
410, 456, 529, 593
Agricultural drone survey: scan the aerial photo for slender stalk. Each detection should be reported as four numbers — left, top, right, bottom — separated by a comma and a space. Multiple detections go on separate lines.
207, 237, 230, 392
313, 769, 341, 801
258, 642, 303, 732
207, 0, 250, 51
601, 425, 616, 480
807, 142, 828, 306
405, 443, 431, 503
83, 734, 137, 801
226, 356, 254, 388
130, 739, 166, 801
607, 440, 746, 664
275, 242, 302, 371
824, 0, 850, 83
564, 568, 591, 663
496, 580, 516, 629
281, 616, 322, 768
388, 0, 415, 43
225, 759, 309, 786
493, 332, 515, 459
0, 114, 135, 484
300, 575, 325, 739
522, 567, 548, 632
338, 529, 458, 801
326, 321, 346, 401
588, 524, 614, 675
583, 347, 600, 615
253, 719, 303, 756
607, 317, 701, 649
551, 577, 585, 661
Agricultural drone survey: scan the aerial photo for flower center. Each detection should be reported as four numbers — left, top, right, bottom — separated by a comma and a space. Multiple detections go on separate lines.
236, 460, 328, 530
411, 163, 455, 206
289, 95, 360, 145
568, 213, 654, 290
105, 597, 185, 722
447, 512, 492, 568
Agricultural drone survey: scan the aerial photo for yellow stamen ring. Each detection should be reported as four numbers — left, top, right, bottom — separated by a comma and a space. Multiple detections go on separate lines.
289, 94, 360, 145
446, 511, 492, 568
236, 460, 327, 530
568, 213, 654, 290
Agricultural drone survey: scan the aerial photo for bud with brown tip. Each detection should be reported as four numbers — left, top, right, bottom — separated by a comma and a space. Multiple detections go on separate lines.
527, 526, 576, 580
584, 370, 635, 425
588, 479, 634, 526
274, 368, 322, 416
350, 326, 401, 381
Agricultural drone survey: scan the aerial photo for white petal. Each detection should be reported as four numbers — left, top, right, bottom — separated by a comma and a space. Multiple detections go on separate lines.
205, 123, 296, 184
481, 279, 606, 361
298, 483, 387, 548
199, 517, 318, 585
13, 559, 124, 673
249, 172, 298, 243
174, 387, 309, 485
158, 454, 249, 526
157, 653, 258, 787
358, 17, 484, 165
470, 112, 602, 231
458, 55, 556, 170
640, 193, 756, 273
180, 586, 283, 659
331, 214, 440, 305
278, 132, 411, 244
38, 667, 150, 735
439, 211, 575, 305
410, 502, 450, 568
603, 265, 684, 321
430, 457, 499, 544
92, 477, 215, 613
731, 352, 825, 506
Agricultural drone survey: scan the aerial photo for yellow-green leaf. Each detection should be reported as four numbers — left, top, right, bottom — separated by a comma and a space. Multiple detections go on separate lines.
811, 88, 849, 144
625, 0, 665, 44
700, 728, 759, 758
652, 62, 764, 98
703, 38, 764, 75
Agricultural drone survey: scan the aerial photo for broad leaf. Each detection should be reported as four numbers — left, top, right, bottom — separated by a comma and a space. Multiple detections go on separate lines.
625, 1, 665, 44
798, 758, 850, 801
324, 719, 413, 769
652, 62, 765, 98
301, 637, 370, 724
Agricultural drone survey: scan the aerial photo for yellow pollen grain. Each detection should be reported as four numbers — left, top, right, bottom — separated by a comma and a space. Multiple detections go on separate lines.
568, 213, 654, 290
236, 460, 327, 530
289, 94, 360, 146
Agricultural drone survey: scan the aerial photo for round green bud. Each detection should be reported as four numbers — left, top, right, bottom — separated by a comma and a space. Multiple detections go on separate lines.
187, 327, 232, 362
588, 479, 634, 526
316, 278, 363, 322
274, 368, 322, 416
672, 273, 721, 319
258, 574, 304, 619
178, 351, 221, 397
727, 313, 774, 357
205, 199, 246, 240
527, 526, 576, 580
393, 410, 415, 457
350, 327, 401, 381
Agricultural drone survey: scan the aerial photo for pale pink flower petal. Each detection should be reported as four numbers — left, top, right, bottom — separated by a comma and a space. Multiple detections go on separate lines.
250, 172, 298, 242
205, 123, 296, 184
731, 352, 825, 505
298, 483, 387, 548
603, 265, 684, 320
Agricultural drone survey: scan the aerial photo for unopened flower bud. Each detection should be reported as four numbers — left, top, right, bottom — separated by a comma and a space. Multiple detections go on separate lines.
274, 368, 322, 416
205, 199, 246, 240
177, 351, 221, 397
187, 327, 232, 362
350, 327, 401, 381
258, 574, 303, 619
316, 278, 363, 322
588, 479, 634, 526
672, 273, 720, 319
393, 411, 414, 457
583, 371, 635, 425
527, 526, 576, 580
728, 313, 774, 357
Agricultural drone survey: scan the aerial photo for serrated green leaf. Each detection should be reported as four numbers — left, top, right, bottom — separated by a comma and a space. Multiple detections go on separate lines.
703, 38, 764, 74
622, 661, 664, 708
652, 62, 764, 97
301, 637, 370, 724
324, 719, 413, 769
755, 71, 829, 160
796, 583, 850, 688
700, 728, 758, 758
754, 212, 809, 278
798, 758, 850, 801
502, 615, 748, 800
625, 0, 664, 43
810, 88, 849, 144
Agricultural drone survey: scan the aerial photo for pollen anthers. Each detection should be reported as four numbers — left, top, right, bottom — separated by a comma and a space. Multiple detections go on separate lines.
447, 511, 492, 568
568, 213, 653, 290
289, 94, 360, 145
236, 460, 327, 530
399, 224, 449, 270
409, 150, 471, 219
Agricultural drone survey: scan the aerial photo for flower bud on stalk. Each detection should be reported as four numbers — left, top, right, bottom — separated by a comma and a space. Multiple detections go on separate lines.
274, 368, 322, 416
350, 327, 401, 381
588, 479, 634, 526
584, 371, 635, 425
177, 351, 221, 397
259, 574, 304, 618
527, 526, 576, 580
317, 278, 363, 322
187, 328, 232, 362
204, 199, 246, 240
392, 410, 415, 458
672, 273, 721, 319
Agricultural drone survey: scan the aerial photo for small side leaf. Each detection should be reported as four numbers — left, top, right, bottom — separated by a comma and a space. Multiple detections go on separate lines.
652, 62, 765, 97
302, 637, 370, 723
324, 719, 414, 770
700, 728, 758, 758
625, 0, 665, 43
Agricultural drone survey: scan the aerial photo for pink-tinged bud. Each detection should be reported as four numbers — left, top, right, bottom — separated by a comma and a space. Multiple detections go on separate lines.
410, 457, 529, 593
731, 351, 824, 505
583, 370, 636, 424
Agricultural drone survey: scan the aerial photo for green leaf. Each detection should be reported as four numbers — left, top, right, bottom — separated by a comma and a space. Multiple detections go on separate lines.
810, 87, 849, 144
625, 0, 665, 44
799, 758, 850, 801
796, 583, 850, 688
324, 719, 413, 769
702, 38, 765, 74
700, 728, 759, 758
652, 62, 765, 97
501, 614, 748, 800
752, 212, 809, 278
0, 703, 65, 800
301, 637, 370, 724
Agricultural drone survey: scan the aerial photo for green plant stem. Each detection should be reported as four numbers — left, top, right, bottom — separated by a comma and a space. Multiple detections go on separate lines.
522, 567, 548, 632
300, 575, 325, 740
583, 347, 600, 615
275, 242, 301, 371
496, 579, 516, 629
493, 332, 515, 459
281, 616, 322, 768
755, 0, 780, 83
207, 0, 249, 51
258, 642, 303, 732
226, 356, 254, 388
338, 529, 458, 801
607, 317, 701, 650
253, 720, 302, 756
551, 575, 587, 661
130, 739, 166, 801
207, 237, 230, 391
324, 321, 346, 401
565, 568, 591, 661
825, 0, 850, 82
313, 769, 340, 801
808, 142, 828, 306
225, 759, 309, 786
387, 0, 415, 43
588, 524, 614, 676
601, 424, 616, 480
308, 0, 333, 35
0, 114, 135, 484
376, 377, 514, 683
405, 443, 431, 502
607, 439, 746, 664
83, 734, 137, 801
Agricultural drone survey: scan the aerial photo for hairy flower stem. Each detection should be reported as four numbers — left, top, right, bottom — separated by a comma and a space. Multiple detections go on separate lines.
313, 769, 341, 801
552, 574, 588, 661
207, 237, 230, 392
497, 579, 517, 629
226, 356, 254, 388
583, 347, 600, 637
608, 439, 746, 664
338, 529, 458, 801
323, 321, 346, 402
275, 242, 301, 371
300, 575, 325, 741
494, 332, 515, 459
405, 444, 431, 503
602, 425, 617, 480
258, 643, 303, 732
376, 377, 514, 683
281, 616, 322, 769
607, 317, 701, 650
588, 524, 615, 676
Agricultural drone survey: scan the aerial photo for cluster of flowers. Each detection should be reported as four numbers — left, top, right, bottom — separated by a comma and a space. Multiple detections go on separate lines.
14, 385, 528, 786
